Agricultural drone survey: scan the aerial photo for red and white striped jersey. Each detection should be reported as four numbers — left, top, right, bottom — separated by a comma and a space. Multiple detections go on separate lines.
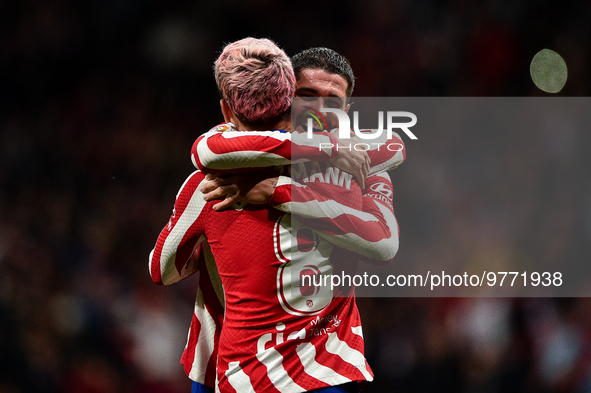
149, 170, 398, 392
271, 173, 399, 263
180, 243, 224, 387
190, 122, 405, 176
151, 123, 403, 390
190, 122, 341, 174
186, 122, 403, 266
172, 172, 398, 389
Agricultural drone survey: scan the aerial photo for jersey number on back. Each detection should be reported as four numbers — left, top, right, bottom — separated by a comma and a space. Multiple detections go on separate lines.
274, 214, 334, 316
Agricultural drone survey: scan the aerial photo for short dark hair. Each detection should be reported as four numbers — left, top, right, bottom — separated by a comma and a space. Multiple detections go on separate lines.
292, 47, 355, 97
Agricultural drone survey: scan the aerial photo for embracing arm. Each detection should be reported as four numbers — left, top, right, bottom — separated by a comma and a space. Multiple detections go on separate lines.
360, 130, 406, 175
191, 123, 339, 172
191, 123, 370, 186
149, 171, 209, 285
198, 171, 399, 264
271, 172, 399, 265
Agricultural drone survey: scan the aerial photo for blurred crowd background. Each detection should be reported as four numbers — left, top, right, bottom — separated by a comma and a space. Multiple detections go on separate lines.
1, 0, 591, 392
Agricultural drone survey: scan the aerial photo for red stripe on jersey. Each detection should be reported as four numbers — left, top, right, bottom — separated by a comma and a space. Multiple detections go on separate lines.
311, 335, 366, 382
210, 134, 293, 158
150, 236, 165, 284
284, 359, 331, 392
182, 312, 200, 378
269, 184, 291, 207
191, 138, 205, 173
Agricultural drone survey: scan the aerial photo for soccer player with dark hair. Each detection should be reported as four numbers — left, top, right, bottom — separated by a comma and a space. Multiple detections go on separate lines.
292, 47, 356, 98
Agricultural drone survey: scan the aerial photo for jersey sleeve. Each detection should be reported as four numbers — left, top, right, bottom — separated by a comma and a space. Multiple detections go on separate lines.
149, 170, 209, 285
269, 173, 399, 264
192, 123, 406, 176
358, 129, 406, 175
191, 123, 340, 173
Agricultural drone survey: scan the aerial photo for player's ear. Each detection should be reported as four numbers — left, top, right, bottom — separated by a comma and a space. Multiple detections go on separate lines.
220, 99, 234, 123
344, 101, 351, 114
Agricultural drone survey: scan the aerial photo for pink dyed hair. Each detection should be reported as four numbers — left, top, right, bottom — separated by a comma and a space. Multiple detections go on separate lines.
214, 37, 295, 125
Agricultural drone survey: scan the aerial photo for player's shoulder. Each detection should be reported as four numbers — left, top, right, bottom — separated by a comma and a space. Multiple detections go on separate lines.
210, 122, 234, 133
177, 170, 207, 196
197, 122, 235, 140
203, 122, 289, 138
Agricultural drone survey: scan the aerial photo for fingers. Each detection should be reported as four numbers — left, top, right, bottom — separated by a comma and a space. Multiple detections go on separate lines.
357, 151, 370, 189
203, 184, 237, 202
353, 170, 364, 190
200, 180, 218, 194
212, 193, 242, 211
356, 168, 367, 190
350, 152, 368, 189
329, 146, 371, 189
200, 176, 233, 193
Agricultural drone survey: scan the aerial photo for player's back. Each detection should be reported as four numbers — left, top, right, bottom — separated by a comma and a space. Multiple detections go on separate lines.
203, 192, 373, 392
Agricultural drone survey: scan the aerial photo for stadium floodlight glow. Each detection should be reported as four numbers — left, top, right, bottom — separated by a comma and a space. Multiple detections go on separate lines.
306, 108, 418, 140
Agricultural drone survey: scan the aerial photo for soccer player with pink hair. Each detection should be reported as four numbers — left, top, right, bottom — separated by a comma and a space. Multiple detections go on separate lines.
150, 38, 402, 393
214, 37, 295, 128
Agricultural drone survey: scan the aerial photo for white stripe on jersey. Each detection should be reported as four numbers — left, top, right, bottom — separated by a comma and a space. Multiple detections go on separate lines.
368, 150, 404, 176
351, 326, 364, 338
187, 287, 216, 383
325, 333, 373, 381
158, 173, 208, 284
256, 348, 306, 393
273, 216, 290, 264
290, 195, 379, 220
225, 361, 256, 393
296, 342, 352, 385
